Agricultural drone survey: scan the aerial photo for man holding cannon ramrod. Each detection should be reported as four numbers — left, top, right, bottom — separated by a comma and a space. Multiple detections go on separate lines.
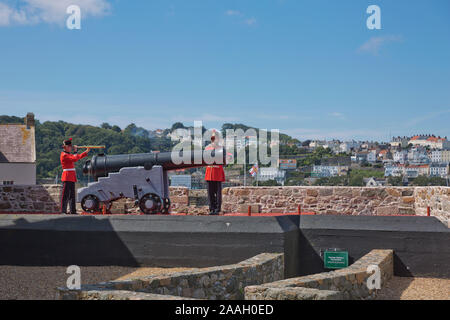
60, 138, 91, 215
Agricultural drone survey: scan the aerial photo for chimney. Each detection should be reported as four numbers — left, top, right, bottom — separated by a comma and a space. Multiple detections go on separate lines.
25, 112, 35, 129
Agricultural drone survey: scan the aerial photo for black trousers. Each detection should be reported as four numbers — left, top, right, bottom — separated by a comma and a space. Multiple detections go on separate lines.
61, 181, 76, 214
207, 181, 222, 213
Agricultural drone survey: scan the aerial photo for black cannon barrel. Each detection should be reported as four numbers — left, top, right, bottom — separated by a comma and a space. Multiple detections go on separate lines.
82, 149, 226, 179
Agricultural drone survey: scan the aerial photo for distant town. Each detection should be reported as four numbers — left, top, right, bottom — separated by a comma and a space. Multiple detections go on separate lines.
193, 133, 450, 188
293, 135, 450, 187
159, 131, 450, 188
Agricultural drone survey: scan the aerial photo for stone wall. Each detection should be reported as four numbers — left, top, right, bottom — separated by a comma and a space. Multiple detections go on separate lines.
0, 184, 61, 212
0, 184, 189, 214
245, 249, 393, 300
414, 187, 450, 224
57, 253, 284, 300
1, 185, 449, 223
111, 187, 190, 214
222, 186, 450, 223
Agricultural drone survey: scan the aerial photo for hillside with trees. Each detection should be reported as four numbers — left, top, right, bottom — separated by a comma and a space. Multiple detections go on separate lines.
0, 115, 302, 182
1, 116, 174, 181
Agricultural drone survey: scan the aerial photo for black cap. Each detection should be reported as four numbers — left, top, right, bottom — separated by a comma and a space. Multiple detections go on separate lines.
63, 138, 72, 146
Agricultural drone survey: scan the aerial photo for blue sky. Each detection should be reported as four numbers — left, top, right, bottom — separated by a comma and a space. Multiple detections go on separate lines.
0, 0, 449, 141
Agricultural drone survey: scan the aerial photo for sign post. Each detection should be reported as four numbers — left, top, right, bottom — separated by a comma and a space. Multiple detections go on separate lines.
324, 250, 349, 269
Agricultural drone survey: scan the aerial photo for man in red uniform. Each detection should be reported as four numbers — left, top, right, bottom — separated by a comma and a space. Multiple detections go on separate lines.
205, 132, 225, 215
60, 138, 90, 214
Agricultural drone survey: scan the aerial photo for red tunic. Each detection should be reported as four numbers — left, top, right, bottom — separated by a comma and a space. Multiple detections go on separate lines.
60, 151, 88, 182
204, 144, 225, 182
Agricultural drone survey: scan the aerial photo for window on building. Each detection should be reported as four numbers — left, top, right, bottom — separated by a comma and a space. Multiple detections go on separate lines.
3, 181, 14, 185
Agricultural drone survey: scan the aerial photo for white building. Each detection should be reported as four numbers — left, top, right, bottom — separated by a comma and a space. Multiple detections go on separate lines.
257, 167, 286, 184
351, 152, 368, 163
385, 164, 429, 178
364, 177, 386, 187
340, 141, 360, 153
309, 140, 327, 149
430, 150, 450, 163
235, 136, 258, 150
390, 137, 410, 149
409, 135, 450, 149
404, 166, 420, 178
367, 150, 377, 163
393, 150, 408, 164
312, 165, 348, 178
429, 163, 449, 178
384, 165, 404, 177
0, 113, 36, 185
407, 148, 430, 165
323, 140, 341, 154
170, 175, 192, 189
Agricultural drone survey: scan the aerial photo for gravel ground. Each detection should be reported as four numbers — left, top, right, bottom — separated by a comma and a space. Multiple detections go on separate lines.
0, 266, 200, 300
114, 267, 198, 281
2, 266, 448, 300
0, 266, 138, 300
376, 277, 450, 300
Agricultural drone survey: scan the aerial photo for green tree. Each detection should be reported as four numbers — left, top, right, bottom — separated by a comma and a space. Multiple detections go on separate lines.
388, 176, 403, 186
254, 179, 280, 186
111, 125, 121, 133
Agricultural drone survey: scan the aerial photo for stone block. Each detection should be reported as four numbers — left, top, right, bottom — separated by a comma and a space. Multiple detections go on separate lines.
402, 190, 414, 197
0, 202, 12, 210
304, 197, 317, 204
375, 206, 399, 215
238, 204, 260, 213
319, 188, 333, 197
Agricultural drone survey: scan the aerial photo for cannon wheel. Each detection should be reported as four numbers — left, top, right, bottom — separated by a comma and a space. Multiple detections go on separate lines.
161, 198, 171, 215
81, 194, 100, 213
139, 193, 162, 215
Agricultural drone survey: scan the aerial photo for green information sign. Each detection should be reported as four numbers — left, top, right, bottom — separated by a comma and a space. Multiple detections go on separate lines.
324, 251, 349, 269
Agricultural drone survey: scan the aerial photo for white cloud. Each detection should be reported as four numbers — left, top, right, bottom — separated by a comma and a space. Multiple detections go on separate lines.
403, 109, 450, 128
225, 9, 256, 26
0, 2, 30, 26
0, 0, 110, 26
283, 128, 387, 141
244, 17, 257, 26
357, 35, 402, 55
171, 113, 239, 123
225, 10, 241, 16
328, 112, 345, 120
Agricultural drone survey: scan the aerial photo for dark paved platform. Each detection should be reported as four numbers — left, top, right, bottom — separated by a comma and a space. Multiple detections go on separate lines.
295, 215, 449, 278
0, 214, 448, 278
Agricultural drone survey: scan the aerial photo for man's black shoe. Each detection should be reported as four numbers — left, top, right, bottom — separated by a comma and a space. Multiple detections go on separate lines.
209, 211, 219, 215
